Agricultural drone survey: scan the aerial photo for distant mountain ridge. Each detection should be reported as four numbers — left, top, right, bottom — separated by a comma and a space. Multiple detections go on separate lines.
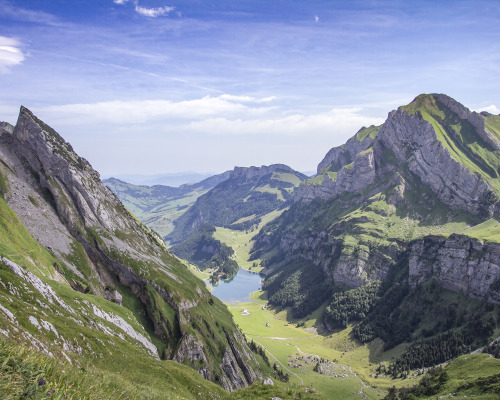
108, 172, 218, 187
167, 164, 307, 244
104, 172, 231, 237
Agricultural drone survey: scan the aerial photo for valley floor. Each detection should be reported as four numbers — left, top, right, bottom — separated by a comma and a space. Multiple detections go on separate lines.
227, 291, 416, 399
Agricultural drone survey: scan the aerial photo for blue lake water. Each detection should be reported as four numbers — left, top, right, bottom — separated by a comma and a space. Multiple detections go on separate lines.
210, 268, 262, 304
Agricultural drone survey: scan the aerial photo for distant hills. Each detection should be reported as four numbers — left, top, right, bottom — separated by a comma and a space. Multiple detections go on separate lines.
103, 172, 231, 237
108, 172, 218, 187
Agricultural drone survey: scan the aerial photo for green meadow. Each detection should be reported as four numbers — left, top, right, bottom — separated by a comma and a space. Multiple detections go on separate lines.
226, 293, 427, 400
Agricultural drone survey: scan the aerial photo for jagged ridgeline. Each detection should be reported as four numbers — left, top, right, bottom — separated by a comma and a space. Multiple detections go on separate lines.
252, 94, 500, 365
0, 107, 264, 395
166, 164, 307, 279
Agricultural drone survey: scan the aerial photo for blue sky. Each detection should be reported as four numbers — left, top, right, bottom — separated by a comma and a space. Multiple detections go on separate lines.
1, 0, 499, 178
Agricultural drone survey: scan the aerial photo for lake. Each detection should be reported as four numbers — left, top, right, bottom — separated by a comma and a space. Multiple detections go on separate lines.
210, 268, 262, 304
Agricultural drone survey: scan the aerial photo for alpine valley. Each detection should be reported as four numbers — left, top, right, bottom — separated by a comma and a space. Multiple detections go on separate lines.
2, 93, 500, 400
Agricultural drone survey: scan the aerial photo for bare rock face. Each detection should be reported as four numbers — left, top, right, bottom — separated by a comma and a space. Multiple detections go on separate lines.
230, 164, 295, 181
298, 95, 499, 219
296, 148, 377, 202
375, 106, 497, 219
316, 126, 379, 174
279, 230, 399, 287
409, 234, 500, 304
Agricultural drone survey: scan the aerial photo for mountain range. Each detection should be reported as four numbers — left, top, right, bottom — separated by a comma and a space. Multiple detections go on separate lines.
2, 94, 500, 399
108, 94, 500, 397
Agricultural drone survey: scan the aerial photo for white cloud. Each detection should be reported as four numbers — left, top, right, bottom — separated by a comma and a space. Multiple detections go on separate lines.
185, 108, 385, 138
0, 36, 24, 73
113, 0, 174, 18
37, 96, 384, 145
315, 15, 319, 23
134, 4, 174, 18
475, 104, 499, 115
220, 94, 277, 103
39, 96, 262, 125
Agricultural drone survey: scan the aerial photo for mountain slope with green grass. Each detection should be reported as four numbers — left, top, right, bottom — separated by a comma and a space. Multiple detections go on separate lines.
0, 107, 269, 395
251, 94, 500, 382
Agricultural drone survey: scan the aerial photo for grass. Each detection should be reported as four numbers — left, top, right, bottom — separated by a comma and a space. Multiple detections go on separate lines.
464, 218, 500, 242
228, 298, 423, 399
214, 209, 287, 271
255, 184, 285, 201
356, 125, 382, 142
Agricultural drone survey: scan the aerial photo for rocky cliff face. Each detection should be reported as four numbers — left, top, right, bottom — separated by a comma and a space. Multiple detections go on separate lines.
408, 234, 500, 304
231, 164, 297, 181
375, 105, 497, 219
278, 229, 398, 287
316, 125, 380, 174
0, 107, 260, 390
297, 95, 499, 219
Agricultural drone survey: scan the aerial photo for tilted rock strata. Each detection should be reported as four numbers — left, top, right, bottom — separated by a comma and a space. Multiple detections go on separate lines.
297, 95, 499, 218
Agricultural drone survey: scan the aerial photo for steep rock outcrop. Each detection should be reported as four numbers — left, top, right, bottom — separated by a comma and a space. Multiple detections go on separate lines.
297, 95, 499, 219
295, 148, 378, 202
375, 106, 497, 219
279, 229, 400, 287
316, 125, 380, 174
231, 164, 297, 181
408, 234, 500, 304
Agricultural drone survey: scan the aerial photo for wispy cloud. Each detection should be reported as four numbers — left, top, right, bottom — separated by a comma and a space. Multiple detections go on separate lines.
113, 0, 175, 18
135, 4, 174, 18
37, 97, 384, 143
220, 94, 277, 103
38, 96, 261, 125
185, 107, 385, 138
0, 36, 24, 73
0, 0, 62, 26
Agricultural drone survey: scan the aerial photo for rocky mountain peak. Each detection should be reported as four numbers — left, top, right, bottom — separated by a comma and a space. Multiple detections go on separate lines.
14, 106, 94, 174
230, 163, 295, 181
297, 94, 500, 219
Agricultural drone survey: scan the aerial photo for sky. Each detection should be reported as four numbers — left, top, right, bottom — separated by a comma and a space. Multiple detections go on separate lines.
1, 0, 500, 179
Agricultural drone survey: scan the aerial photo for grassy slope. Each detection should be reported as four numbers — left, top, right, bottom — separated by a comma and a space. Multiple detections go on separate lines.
229, 296, 425, 400
213, 209, 287, 272
0, 184, 324, 400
